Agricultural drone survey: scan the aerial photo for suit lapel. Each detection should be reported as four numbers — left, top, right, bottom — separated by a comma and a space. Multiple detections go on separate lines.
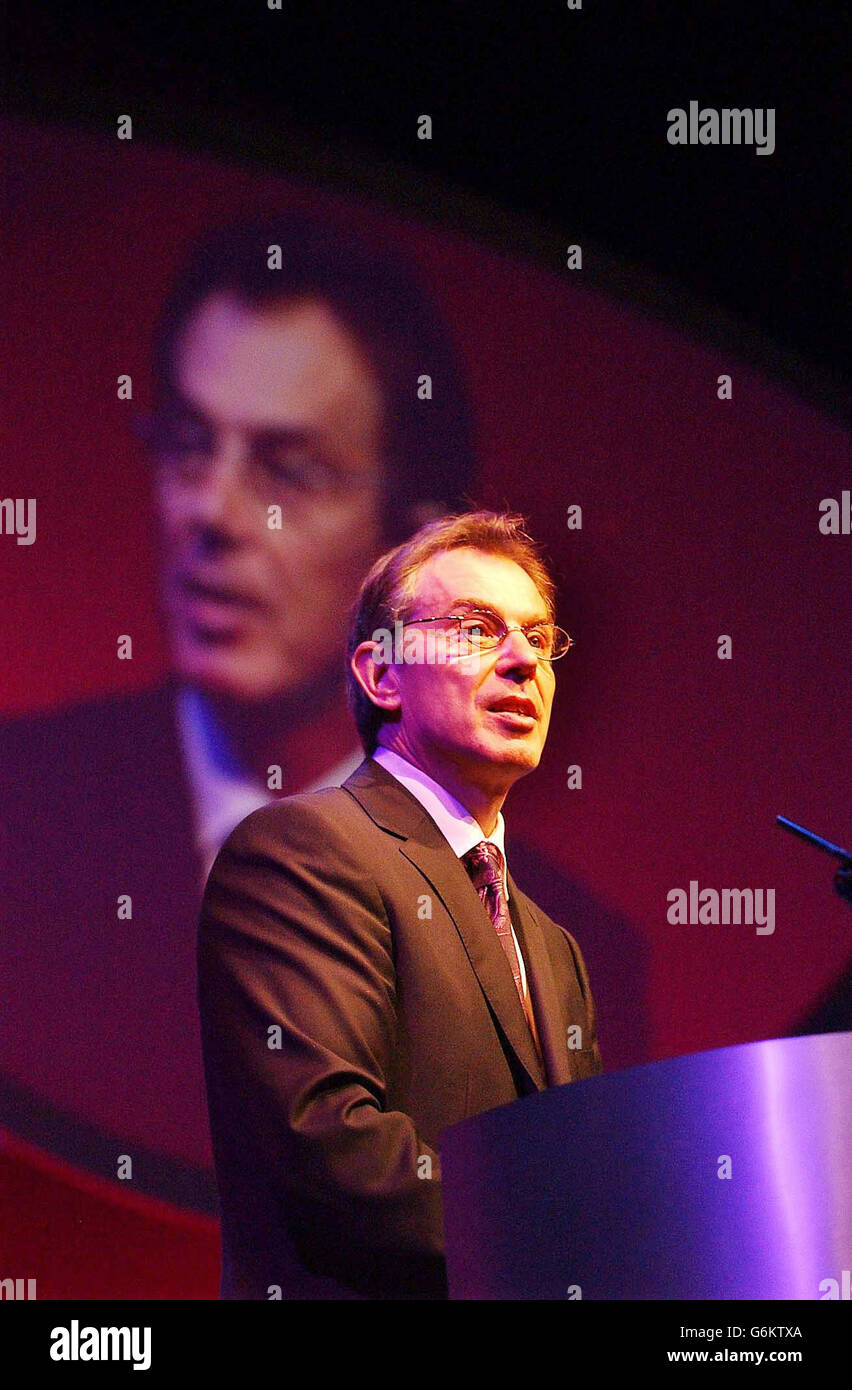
506, 877, 574, 1087
342, 758, 547, 1093
402, 838, 547, 1091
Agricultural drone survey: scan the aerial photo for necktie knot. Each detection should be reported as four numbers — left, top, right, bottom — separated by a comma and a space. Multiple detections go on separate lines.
461, 840, 505, 891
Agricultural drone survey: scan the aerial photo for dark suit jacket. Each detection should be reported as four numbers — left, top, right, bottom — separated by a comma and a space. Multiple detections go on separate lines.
1, 678, 647, 1215
0, 677, 213, 1198
197, 755, 603, 1300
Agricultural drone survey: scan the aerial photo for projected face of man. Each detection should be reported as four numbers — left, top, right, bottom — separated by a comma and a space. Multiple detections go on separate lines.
153, 292, 387, 704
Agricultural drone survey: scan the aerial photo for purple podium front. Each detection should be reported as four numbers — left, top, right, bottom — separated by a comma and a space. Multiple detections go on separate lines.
440, 1032, 852, 1300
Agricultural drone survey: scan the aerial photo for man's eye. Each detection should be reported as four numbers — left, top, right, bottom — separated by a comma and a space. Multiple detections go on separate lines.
262, 447, 329, 492
460, 616, 499, 640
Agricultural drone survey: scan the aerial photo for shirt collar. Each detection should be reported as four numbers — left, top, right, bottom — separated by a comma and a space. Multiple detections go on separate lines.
372, 745, 510, 898
175, 684, 271, 873
176, 684, 364, 876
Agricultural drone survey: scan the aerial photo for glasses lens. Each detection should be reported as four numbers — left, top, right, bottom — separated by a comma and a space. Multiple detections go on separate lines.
523, 624, 555, 657
549, 627, 573, 659
255, 439, 340, 497
458, 612, 503, 649
457, 614, 573, 659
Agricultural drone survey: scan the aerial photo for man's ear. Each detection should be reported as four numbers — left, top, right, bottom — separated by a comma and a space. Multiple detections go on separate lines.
350, 640, 402, 714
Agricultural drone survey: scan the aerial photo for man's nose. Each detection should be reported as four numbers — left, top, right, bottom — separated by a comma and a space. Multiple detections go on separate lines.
187, 435, 257, 538
496, 627, 542, 673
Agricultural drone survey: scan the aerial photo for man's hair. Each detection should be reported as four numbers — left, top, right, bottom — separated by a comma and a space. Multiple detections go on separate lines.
151, 212, 476, 544
346, 509, 558, 756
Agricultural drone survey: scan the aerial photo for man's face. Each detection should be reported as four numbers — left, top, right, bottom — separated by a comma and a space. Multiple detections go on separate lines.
153, 293, 386, 702
382, 547, 558, 792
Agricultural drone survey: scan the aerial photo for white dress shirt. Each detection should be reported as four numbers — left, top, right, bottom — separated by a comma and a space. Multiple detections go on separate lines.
175, 684, 364, 883
372, 744, 530, 1000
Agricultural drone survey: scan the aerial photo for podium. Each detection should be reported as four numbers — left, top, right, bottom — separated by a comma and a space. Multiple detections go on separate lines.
440, 1032, 852, 1299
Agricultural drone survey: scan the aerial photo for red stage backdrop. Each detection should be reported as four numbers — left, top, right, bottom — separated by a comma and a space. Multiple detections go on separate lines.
2, 119, 849, 1197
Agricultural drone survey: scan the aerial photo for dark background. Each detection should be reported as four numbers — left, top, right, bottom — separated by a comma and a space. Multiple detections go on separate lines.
7, 0, 850, 389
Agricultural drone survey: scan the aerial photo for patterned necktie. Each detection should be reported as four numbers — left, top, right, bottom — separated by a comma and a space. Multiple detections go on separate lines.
461, 841, 524, 998
461, 841, 541, 1057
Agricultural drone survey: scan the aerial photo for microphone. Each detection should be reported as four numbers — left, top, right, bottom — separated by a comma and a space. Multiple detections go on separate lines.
776, 815, 852, 905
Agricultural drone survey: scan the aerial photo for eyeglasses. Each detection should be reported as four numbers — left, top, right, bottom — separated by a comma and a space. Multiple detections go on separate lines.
399, 605, 574, 661
132, 408, 377, 504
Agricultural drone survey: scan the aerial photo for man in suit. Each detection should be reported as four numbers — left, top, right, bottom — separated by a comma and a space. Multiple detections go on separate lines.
2, 211, 649, 1221
198, 509, 603, 1299
0, 211, 476, 1191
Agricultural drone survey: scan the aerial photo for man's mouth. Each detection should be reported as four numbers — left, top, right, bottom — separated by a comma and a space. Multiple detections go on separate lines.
487, 696, 538, 729
489, 697, 537, 718
180, 575, 266, 612
177, 575, 267, 638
